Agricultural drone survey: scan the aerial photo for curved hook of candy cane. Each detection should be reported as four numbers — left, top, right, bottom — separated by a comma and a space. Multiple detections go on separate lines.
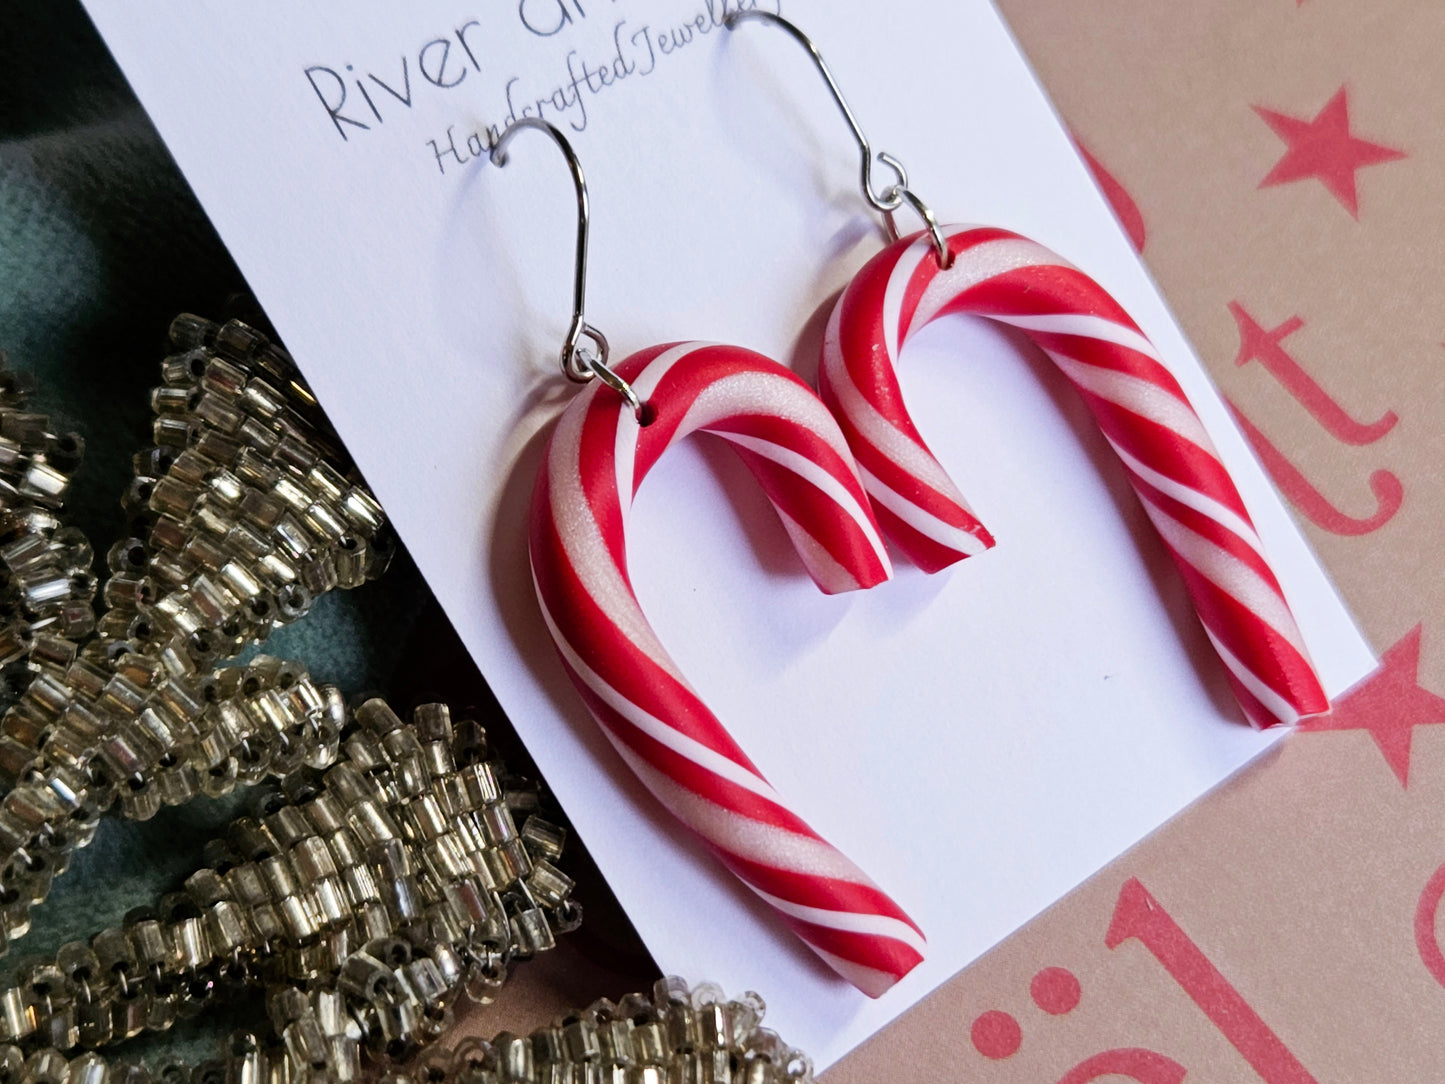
530, 341, 923, 996
819, 225, 1330, 730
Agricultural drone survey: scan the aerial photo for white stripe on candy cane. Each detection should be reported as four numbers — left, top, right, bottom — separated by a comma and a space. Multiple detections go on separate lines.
856, 464, 992, 555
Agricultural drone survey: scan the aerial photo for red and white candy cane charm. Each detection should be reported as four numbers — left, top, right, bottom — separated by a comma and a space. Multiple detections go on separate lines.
821, 225, 1329, 729
491, 119, 923, 995
530, 341, 924, 996
724, 10, 1328, 730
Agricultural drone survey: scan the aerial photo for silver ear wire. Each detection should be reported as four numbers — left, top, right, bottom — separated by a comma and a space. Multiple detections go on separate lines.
491, 119, 646, 420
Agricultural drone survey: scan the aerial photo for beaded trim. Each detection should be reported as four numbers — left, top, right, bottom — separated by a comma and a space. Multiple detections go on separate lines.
0, 358, 97, 695
0, 976, 813, 1084
0, 317, 392, 950
0, 696, 579, 1055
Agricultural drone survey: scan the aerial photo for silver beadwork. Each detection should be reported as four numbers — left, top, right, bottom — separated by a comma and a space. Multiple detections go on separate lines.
0, 976, 811, 1084
0, 699, 580, 1064
0, 318, 394, 947
0, 355, 96, 719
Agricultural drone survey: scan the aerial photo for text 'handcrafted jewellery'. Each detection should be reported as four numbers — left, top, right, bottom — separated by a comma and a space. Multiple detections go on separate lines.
724, 11, 1329, 730
492, 119, 926, 997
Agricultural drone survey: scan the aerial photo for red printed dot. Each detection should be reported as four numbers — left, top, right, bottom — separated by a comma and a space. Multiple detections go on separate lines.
1030, 966, 1082, 1015
970, 1010, 1022, 1059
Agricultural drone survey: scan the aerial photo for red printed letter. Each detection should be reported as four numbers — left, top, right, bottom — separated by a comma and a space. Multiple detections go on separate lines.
1228, 399, 1401, 536
1230, 302, 1397, 445
1415, 861, 1445, 988
1106, 878, 1317, 1084
1057, 1048, 1188, 1084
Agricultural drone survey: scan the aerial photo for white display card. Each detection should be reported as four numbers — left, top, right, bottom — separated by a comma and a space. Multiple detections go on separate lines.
81, 0, 1374, 1067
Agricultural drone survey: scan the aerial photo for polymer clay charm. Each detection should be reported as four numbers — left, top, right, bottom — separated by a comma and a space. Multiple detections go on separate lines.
493, 122, 924, 996
530, 341, 923, 996
822, 225, 1329, 728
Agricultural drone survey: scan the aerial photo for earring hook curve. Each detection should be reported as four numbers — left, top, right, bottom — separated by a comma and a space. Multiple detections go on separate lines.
490, 118, 646, 419
723, 10, 952, 268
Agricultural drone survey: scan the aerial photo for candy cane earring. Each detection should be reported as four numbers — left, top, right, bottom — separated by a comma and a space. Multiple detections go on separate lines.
725, 12, 1329, 730
490, 119, 924, 996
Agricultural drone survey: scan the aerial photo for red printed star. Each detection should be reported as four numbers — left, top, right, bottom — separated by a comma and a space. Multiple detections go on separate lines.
1299, 625, 1445, 786
1253, 87, 1405, 217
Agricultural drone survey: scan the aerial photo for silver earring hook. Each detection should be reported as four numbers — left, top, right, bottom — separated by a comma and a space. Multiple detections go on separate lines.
490, 118, 647, 420
723, 9, 952, 269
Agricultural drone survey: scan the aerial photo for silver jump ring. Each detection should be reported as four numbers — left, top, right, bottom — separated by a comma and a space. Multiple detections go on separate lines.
567, 324, 647, 423
586, 361, 647, 424
882, 185, 952, 269
561, 322, 607, 384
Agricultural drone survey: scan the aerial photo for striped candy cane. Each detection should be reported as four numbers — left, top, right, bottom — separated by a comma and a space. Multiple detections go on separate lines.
530, 341, 924, 996
820, 225, 1329, 729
